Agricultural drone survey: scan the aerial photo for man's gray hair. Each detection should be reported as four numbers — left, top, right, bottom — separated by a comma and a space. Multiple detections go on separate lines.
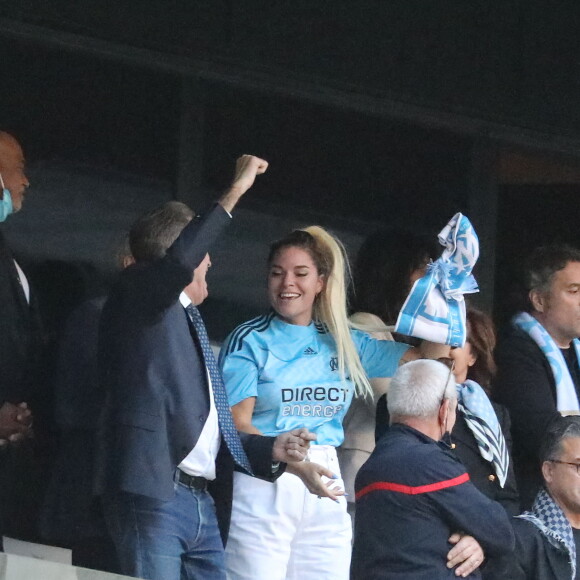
539, 416, 580, 464
129, 201, 195, 262
388, 359, 456, 419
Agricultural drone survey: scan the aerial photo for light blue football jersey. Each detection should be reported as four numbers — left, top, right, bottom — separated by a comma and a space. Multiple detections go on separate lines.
220, 314, 409, 447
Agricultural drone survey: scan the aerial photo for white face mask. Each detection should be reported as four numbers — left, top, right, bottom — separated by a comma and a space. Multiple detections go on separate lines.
0, 173, 13, 222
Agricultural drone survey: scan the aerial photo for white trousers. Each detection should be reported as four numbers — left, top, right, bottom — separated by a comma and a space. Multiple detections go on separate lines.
225, 445, 352, 580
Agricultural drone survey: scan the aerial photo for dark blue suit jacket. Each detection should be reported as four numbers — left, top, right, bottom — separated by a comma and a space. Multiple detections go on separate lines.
95, 204, 279, 543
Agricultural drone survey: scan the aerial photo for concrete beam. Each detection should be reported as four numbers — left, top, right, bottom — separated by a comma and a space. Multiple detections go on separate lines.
2, 17, 580, 159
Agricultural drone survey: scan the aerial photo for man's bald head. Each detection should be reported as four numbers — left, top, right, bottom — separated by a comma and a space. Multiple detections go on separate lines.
0, 132, 29, 213
0, 131, 20, 149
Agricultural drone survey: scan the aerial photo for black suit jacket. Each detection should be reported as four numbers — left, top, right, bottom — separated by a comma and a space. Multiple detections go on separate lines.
0, 230, 42, 403
493, 324, 562, 510
451, 402, 520, 515
0, 230, 43, 540
95, 204, 280, 543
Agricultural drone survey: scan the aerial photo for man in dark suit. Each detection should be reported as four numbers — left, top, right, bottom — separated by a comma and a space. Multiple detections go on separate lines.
0, 131, 37, 543
0, 131, 35, 443
96, 155, 314, 580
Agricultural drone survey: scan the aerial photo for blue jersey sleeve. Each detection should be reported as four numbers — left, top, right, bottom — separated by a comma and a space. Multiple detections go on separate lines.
352, 330, 410, 378
219, 329, 260, 407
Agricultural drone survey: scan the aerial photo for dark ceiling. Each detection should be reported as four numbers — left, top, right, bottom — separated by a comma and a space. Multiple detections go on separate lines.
1, 2, 579, 138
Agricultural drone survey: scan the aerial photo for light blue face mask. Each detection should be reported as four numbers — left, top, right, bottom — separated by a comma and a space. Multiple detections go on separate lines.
0, 173, 13, 222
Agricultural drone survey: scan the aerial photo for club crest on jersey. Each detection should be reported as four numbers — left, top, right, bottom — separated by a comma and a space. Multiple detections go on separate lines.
329, 357, 339, 371
303, 347, 317, 355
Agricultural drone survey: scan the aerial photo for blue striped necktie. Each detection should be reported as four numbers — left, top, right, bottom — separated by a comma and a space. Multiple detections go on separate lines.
185, 304, 253, 475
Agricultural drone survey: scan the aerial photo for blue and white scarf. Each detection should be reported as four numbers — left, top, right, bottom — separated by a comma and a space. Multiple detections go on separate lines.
457, 380, 509, 487
518, 489, 576, 580
513, 312, 580, 416
395, 213, 479, 347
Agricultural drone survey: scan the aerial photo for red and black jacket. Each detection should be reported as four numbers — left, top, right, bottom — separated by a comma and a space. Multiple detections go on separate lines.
352, 423, 514, 580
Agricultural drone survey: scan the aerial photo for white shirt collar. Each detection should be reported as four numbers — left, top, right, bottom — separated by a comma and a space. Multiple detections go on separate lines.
179, 291, 191, 308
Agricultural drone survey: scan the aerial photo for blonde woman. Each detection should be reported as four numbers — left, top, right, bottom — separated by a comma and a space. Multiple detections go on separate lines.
219, 227, 417, 580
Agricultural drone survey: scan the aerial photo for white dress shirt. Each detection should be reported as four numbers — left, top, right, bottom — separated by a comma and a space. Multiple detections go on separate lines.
177, 292, 221, 480
13, 260, 30, 304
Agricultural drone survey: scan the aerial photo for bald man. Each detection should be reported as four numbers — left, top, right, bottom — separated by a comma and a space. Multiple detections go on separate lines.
0, 131, 39, 543
0, 132, 30, 215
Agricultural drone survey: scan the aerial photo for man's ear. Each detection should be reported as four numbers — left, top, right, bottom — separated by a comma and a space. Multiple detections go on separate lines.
541, 460, 554, 484
438, 399, 449, 426
530, 289, 546, 313
122, 255, 135, 269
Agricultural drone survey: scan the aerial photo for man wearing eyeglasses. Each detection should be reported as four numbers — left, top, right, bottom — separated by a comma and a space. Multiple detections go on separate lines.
508, 416, 580, 580
351, 360, 514, 579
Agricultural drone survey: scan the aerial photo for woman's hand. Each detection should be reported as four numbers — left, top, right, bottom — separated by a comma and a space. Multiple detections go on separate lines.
286, 460, 345, 502
272, 428, 316, 462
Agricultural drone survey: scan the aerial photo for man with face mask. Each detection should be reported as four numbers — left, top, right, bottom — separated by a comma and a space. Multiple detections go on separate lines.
351, 360, 514, 579
0, 131, 38, 544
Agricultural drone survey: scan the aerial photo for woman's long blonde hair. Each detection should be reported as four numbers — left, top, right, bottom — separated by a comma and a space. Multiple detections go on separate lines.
268, 226, 372, 398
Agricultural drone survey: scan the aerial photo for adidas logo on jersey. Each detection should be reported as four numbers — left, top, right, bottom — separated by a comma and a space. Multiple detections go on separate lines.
303, 347, 317, 355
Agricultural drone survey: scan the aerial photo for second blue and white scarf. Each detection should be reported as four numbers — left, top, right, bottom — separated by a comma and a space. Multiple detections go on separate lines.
513, 312, 580, 416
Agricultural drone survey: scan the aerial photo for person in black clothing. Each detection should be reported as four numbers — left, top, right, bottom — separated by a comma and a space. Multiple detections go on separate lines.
0, 131, 35, 443
40, 296, 119, 571
0, 131, 39, 545
506, 416, 580, 580
352, 359, 514, 580
494, 245, 580, 509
